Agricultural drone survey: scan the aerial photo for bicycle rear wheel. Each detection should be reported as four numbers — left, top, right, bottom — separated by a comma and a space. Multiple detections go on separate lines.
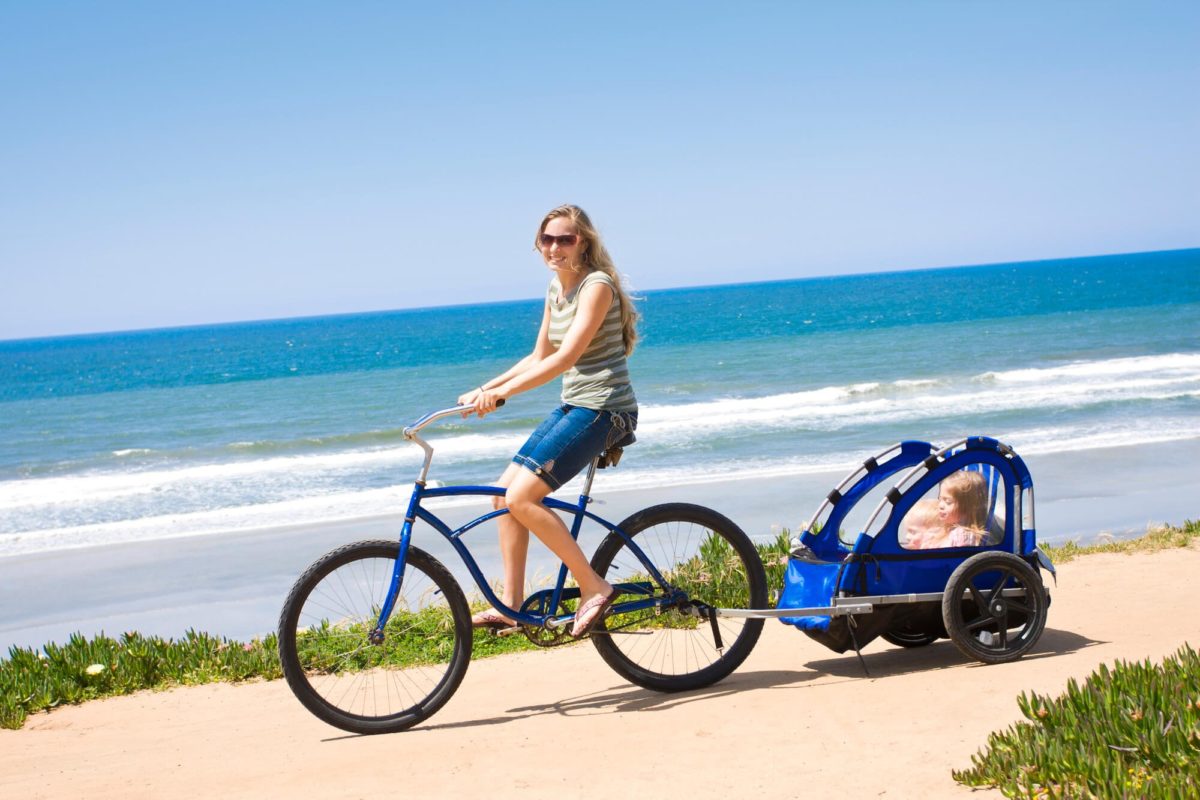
589, 503, 768, 692
278, 540, 471, 734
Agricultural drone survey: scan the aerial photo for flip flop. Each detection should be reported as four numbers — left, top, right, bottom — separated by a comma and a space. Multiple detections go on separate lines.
471, 609, 516, 631
571, 587, 618, 638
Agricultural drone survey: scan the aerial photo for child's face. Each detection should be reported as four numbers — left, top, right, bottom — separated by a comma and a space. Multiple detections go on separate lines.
905, 524, 927, 548
905, 515, 939, 548
938, 488, 960, 524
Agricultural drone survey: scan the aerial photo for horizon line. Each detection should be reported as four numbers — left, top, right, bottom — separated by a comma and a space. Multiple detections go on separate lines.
3, 245, 1196, 345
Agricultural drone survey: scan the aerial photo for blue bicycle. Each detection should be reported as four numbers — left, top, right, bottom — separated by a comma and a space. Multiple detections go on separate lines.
278, 404, 769, 734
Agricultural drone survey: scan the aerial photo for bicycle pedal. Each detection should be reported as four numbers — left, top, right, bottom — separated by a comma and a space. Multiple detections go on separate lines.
494, 625, 521, 637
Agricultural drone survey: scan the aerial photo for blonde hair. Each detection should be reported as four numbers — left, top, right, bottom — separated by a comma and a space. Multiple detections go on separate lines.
905, 498, 940, 528
940, 470, 988, 528
535, 204, 639, 355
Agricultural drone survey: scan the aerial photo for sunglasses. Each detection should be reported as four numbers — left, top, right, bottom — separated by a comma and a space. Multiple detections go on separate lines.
538, 233, 579, 248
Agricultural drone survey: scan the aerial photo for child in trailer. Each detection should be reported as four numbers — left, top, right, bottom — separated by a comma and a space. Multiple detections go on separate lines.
937, 470, 989, 547
902, 498, 946, 549
458, 204, 639, 639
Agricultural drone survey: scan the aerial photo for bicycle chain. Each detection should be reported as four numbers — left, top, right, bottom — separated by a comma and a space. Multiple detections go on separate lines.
518, 623, 573, 647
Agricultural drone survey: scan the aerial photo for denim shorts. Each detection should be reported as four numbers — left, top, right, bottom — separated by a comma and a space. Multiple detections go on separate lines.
512, 405, 638, 490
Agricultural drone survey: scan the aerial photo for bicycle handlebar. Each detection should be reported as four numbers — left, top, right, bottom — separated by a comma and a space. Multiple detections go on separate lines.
403, 399, 505, 438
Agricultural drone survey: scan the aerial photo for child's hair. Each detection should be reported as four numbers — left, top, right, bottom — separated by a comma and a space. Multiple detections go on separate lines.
902, 498, 944, 549
940, 470, 988, 528
535, 204, 639, 355
905, 498, 940, 529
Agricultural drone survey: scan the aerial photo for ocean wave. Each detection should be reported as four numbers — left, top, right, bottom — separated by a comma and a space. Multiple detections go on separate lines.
2, 351, 1198, 551
0, 430, 527, 512
977, 353, 1200, 384
634, 353, 1200, 437
3, 417, 1198, 558
225, 427, 413, 454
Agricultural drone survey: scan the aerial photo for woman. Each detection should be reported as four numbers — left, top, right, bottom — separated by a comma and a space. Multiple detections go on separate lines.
458, 204, 639, 638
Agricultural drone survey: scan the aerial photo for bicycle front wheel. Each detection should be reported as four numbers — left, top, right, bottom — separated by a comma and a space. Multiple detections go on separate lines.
278, 540, 471, 734
589, 503, 768, 692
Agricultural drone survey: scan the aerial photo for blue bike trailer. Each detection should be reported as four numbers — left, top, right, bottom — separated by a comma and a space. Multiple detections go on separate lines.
765, 436, 1054, 665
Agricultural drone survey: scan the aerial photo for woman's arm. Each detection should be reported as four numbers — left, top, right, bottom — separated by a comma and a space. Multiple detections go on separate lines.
496, 282, 612, 396
458, 301, 553, 408
471, 282, 612, 415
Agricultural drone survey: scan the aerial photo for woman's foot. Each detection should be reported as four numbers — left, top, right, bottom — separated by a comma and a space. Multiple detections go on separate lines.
571, 586, 618, 638
472, 609, 517, 630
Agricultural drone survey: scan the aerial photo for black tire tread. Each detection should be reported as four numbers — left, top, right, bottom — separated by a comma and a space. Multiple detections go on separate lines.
941, 551, 1048, 665
278, 540, 471, 734
589, 503, 768, 692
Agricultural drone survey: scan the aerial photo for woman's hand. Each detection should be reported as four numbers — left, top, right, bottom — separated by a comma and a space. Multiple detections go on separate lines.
458, 386, 506, 417
472, 386, 506, 417
457, 387, 481, 408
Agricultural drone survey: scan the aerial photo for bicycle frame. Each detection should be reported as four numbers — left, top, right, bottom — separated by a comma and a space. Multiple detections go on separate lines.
372, 406, 678, 637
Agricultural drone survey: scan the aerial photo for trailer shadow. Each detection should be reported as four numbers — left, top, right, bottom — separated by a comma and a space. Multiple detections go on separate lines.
804, 627, 1102, 680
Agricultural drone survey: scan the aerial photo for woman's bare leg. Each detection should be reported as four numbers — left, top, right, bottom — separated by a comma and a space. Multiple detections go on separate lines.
492, 464, 528, 619
504, 468, 613, 604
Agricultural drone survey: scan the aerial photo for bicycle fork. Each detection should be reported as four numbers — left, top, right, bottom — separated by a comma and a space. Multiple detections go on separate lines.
370, 482, 423, 644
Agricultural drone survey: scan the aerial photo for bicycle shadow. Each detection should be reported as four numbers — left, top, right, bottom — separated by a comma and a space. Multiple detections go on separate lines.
411, 668, 819, 733
319, 629, 1104, 740
804, 627, 1103, 681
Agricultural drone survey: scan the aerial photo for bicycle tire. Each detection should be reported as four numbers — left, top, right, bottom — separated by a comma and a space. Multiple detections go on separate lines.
278, 540, 471, 734
589, 503, 768, 692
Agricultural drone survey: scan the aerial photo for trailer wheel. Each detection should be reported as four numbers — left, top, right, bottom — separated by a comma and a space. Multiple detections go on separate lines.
942, 552, 1048, 664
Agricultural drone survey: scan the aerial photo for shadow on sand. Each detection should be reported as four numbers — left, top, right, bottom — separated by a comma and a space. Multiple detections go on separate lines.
321, 627, 1103, 739
803, 627, 1103, 680
404, 667, 818, 735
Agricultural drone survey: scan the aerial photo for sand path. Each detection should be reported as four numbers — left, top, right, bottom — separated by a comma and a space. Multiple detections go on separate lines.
4, 545, 1198, 799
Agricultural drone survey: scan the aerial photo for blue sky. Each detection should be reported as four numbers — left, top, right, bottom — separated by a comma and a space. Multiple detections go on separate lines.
2, 1, 1197, 340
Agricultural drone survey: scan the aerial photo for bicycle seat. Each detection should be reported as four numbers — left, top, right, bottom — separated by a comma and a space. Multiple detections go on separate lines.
597, 430, 636, 469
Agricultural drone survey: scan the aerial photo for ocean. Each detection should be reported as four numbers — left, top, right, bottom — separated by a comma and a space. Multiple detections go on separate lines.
1, 249, 1198, 559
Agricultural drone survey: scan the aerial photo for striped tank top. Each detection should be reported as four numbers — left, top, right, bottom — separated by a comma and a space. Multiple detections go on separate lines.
547, 271, 638, 412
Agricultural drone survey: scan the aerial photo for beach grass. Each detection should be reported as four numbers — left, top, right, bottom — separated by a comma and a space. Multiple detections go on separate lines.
0, 629, 282, 730
1, 520, 1194, 731
1039, 518, 1200, 564
950, 518, 1200, 799
953, 644, 1200, 798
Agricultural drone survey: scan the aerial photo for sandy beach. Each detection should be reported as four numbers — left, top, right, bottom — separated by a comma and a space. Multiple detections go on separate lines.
3, 542, 1198, 799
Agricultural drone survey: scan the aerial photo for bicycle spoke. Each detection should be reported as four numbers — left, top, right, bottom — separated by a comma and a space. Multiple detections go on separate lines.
279, 543, 470, 733
590, 505, 766, 691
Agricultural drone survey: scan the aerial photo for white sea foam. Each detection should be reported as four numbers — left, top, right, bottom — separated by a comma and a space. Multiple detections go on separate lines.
633, 356, 1200, 437
1, 352, 1198, 557
979, 353, 1200, 384
4, 416, 1198, 558
0, 456, 857, 557
0, 432, 527, 511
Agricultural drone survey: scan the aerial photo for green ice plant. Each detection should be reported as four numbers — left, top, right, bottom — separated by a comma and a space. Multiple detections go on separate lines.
0, 630, 282, 730
954, 645, 1200, 799
759, 529, 792, 601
